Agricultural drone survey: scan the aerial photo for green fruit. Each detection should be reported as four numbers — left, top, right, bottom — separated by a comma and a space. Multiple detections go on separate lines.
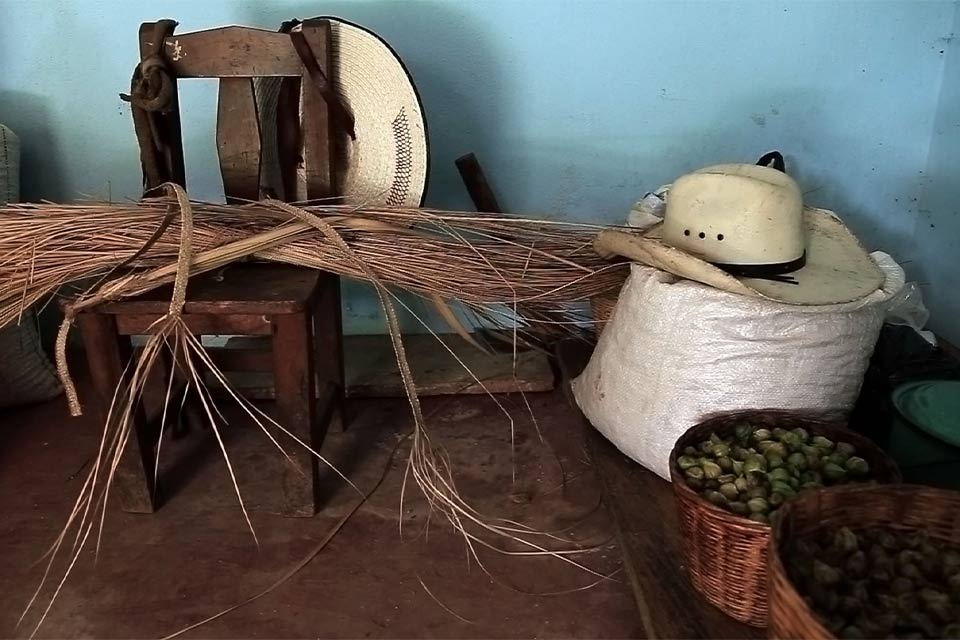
730, 446, 751, 462
833, 527, 859, 553
821, 462, 847, 482
747, 486, 768, 500
703, 490, 727, 507
869, 567, 891, 584
767, 454, 785, 469
768, 508, 779, 523
711, 442, 731, 458
946, 573, 960, 596
717, 473, 736, 484
728, 501, 749, 516
780, 432, 802, 449
806, 453, 821, 470
734, 424, 753, 442
835, 441, 856, 457
839, 625, 863, 639
839, 595, 862, 616
756, 439, 777, 453
685, 466, 704, 481
787, 452, 807, 471
813, 560, 842, 587
845, 456, 870, 475
683, 446, 698, 456
768, 492, 785, 507
812, 435, 835, 451
699, 440, 714, 454
891, 576, 914, 594
719, 483, 740, 501
731, 460, 744, 475
752, 428, 772, 442
702, 461, 722, 480
743, 455, 767, 473
791, 427, 810, 442
900, 562, 923, 582
771, 481, 797, 499
846, 550, 867, 577
709, 432, 723, 444
772, 427, 786, 439
828, 451, 849, 466
747, 512, 768, 524
787, 476, 800, 490
677, 455, 698, 470
747, 497, 769, 513
734, 476, 749, 493
768, 467, 791, 483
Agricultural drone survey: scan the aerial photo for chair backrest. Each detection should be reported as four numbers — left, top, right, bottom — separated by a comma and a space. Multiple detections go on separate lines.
136, 20, 336, 203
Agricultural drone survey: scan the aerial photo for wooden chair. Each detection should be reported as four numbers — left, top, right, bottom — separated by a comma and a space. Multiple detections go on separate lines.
77, 20, 345, 517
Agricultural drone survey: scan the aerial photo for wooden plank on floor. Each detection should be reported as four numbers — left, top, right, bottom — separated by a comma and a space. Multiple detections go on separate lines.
207, 333, 555, 399
556, 340, 763, 640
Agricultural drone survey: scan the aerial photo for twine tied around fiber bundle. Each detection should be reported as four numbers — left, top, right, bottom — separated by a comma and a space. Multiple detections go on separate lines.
55, 183, 194, 417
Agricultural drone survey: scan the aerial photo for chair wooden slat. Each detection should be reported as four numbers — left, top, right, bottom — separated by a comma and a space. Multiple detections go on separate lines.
150, 26, 307, 77
300, 21, 335, 200
216, 77, 262, 202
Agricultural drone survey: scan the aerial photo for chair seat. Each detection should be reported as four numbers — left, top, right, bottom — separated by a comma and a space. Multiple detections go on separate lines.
95, 263, 323, 316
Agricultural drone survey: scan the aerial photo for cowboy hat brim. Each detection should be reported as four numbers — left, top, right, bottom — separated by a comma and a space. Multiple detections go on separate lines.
595, 206, 885, 305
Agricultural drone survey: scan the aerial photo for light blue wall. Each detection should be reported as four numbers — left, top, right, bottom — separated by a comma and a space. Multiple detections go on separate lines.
0, 0, 957, 337
916, 3, 960, 345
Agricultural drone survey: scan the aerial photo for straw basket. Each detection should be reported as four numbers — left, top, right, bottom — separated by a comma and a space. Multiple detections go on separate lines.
768, 484, 960, 639
668, 410, 901, 627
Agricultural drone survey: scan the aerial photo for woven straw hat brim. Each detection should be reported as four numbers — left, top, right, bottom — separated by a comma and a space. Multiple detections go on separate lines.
255, 18, 428, 206
326, 18, 428, 207
595, 207, 885, 306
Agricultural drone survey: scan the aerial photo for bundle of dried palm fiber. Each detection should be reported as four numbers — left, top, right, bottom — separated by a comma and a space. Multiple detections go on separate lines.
4, 185, 626, 636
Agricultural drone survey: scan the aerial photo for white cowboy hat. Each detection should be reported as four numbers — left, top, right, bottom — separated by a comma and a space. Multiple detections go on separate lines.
595, 156, 885, 305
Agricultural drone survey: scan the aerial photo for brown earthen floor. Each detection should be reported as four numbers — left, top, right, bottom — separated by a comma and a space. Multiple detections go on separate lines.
0, 375, 640, 638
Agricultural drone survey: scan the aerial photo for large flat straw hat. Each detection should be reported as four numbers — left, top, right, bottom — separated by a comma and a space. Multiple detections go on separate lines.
595, 157, 885, 305
258, 17, 429, 206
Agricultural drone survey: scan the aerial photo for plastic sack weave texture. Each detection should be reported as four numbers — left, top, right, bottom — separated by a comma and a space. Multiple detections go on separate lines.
572, 253, 904, 480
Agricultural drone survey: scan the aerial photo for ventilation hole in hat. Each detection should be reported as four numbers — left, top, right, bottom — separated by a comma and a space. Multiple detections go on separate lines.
717, 234, 724, 241
698, 232, 705, 239
684, 229, 690, 236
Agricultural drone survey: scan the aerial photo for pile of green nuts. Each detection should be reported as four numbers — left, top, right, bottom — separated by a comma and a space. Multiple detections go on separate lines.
785, 527, 960, 639
676, 424, 872, 524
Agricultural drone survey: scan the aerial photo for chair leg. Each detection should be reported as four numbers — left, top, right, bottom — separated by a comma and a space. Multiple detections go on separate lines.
76, 313, 157, 514
272, 311, 318, 517
313, 272, 345, 432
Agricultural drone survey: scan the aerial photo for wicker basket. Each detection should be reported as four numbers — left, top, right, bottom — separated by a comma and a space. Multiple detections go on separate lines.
768, 484, 960, 639
668, 409, 901, 627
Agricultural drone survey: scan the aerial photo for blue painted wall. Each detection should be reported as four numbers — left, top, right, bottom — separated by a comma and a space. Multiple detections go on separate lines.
916, 4, 960, 344
0, 0, 957, 338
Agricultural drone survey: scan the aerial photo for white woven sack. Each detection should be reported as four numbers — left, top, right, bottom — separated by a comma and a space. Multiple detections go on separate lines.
572, 253, 904, 480
0, 124, 62, 408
